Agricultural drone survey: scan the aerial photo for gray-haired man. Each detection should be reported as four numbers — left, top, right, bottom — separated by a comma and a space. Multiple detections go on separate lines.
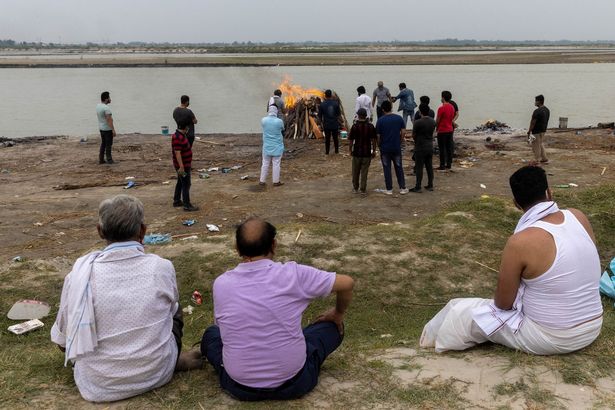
51, 195, 201, 402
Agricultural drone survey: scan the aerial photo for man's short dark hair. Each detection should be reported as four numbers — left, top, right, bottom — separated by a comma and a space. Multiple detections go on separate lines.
101, 91, 110, 102
180, 95, 190, 104
420, 95, 430, 105
357, 86, 366, 95
399, 82, 406, 89
357, 108, 367, 119
381, 100, 392, 113
535, 94, 545, 104
441, 91, 452, 102
509, 166, 549, 209
274, 89, 282, 97
324, 89, 332, 98
419, 103, 430, 116
236, 217, 277, 257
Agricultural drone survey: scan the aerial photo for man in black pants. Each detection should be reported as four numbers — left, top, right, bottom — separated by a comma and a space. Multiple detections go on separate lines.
319, 89, 341, 155
435, 91, 456, 171
172, 122, 199, 212
410, 104, 436, 192
96, 91, 116, 164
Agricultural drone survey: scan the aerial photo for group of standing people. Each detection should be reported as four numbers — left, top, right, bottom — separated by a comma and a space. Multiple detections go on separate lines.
348, 82, 460, 195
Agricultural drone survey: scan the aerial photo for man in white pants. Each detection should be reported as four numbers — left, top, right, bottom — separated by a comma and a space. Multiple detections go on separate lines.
260, 107, 285, 187
421, 166, 603, 355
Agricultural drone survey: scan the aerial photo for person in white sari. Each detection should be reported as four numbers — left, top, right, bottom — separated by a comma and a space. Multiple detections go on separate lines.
421, 166, 603, 355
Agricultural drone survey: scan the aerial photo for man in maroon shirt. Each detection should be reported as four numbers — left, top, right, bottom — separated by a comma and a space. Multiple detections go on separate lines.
172, 122, 198, 211
348, 108, 378, 194
435, 91, 456, 171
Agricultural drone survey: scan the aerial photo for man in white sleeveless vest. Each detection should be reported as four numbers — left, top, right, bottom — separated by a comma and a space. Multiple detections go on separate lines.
421, 166, 603, 355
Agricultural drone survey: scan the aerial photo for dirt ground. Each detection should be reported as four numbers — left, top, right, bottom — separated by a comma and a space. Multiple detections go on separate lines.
1, 127, 614, 261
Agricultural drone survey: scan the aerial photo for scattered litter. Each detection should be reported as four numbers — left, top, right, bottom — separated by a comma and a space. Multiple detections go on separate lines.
222, 218, 228, 221
124, 181, 136, 189
182, 219, 196, 227
12, 256, 23, 262
294, 229, 303, 244
56, 232, 65, 236
568, 183, 579, 188
601, 167, 607, 176
600, 258, 615, 306
125, 176, 135, 180
143, 234, 171, 245
554, 184, 571, 189
191, 290, 203, 305
79, 137, 88, 143
8, 300, 51, 320
182, 305, 194, 315
162, 180, 170, 185
207, 167, 219, 172
1, 169, 10, 174
480, 195, 490, 199
221, 168, 232, 173
33, 222, 43, 227
232, 195, 239, 199
296, 213, 304, 219
206, 224, 220, 232
180, 235, 199, 241
199, 173, 210, 179
380, 334, 393, 338
8, 319, 44, 335
459, 160, 475, 168
480, 184, 487, 189
231, 165, 242, 170
413, 213, 418, 217
240, 175, 250, 180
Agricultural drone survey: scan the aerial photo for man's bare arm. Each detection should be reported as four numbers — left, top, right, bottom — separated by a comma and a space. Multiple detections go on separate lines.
315, 274, 354, 334
106, 114, 116, 137
494, 235, 525, 310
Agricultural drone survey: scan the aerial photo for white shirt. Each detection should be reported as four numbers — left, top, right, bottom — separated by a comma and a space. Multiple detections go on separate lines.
51, 242, 179, 402
355, 94, 372, 118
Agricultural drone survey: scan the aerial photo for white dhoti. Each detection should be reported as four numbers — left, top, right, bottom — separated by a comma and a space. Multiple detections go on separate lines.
420, 298, 602, 355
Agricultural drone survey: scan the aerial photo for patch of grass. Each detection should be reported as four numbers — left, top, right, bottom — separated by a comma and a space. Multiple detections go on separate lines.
1, 185, 614, 407
396, 378, 469, 409
493, 376, 566, 409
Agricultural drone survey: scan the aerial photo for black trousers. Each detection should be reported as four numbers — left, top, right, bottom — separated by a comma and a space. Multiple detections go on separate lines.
324, 129, 339, 154
172, 303, 184, 355
174, 167, 192, 206
437, 132, 454, 169
376, 106, 384, 119
414, 150, 434, 188
99, 130, 113, 162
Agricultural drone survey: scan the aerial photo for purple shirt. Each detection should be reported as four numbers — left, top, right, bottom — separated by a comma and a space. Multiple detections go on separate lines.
213, 259, 336, 388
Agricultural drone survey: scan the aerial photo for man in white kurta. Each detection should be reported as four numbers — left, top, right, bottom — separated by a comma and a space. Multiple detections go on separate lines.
51, 195, 190, 402
421, 166, 603, 355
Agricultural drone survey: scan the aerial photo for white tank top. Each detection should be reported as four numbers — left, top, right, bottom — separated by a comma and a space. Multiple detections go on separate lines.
521, 210, 603, 329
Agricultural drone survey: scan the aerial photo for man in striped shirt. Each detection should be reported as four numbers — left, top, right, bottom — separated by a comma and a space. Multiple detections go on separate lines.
172, 122, 198, 211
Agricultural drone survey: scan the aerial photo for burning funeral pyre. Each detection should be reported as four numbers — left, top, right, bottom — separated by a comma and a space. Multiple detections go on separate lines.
278, 78, 350, 139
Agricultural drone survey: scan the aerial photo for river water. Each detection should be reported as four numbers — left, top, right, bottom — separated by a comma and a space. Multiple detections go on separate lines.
1, 63, 614, 138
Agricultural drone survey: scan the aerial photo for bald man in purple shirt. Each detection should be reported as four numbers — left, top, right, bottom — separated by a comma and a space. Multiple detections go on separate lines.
201, 217, 354, 401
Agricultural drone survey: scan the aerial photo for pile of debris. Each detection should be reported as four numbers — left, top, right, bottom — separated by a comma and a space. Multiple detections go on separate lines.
473, 119, 510, 133
278, 78, 349, 139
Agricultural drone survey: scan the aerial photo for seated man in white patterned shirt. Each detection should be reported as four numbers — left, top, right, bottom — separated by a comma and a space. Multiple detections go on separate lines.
51, 195, 201, 402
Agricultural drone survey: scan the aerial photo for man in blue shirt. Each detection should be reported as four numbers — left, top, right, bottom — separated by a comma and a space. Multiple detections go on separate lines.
375, 101, 408, 195
391, 83, 417, 128
260, 108, 285, 187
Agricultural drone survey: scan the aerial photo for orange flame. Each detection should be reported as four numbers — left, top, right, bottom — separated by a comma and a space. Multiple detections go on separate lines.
277, 76, 324, 109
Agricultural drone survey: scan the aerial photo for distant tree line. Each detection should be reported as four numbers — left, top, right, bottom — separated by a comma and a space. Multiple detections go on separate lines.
1, 38, 614, 50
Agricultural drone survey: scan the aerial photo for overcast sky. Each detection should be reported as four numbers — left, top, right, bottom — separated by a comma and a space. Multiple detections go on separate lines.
2, 0, 615, 43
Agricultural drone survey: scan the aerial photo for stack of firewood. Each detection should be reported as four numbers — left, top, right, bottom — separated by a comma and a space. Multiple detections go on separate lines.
283, 92, 349, 139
